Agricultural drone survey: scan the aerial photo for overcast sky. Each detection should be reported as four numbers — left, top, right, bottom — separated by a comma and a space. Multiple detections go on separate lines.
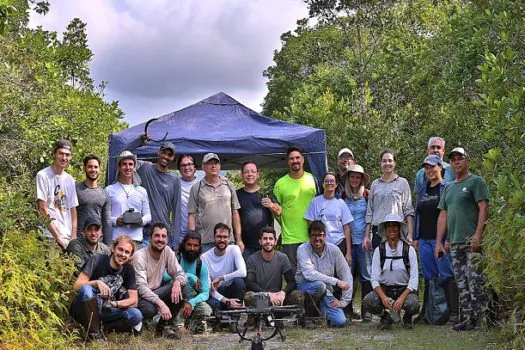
29, 0, 309, 126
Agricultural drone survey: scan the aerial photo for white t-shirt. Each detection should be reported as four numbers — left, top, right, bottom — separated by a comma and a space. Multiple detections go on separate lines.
305, 195, 353, 245
201, 245, 246, 301
36, 166, 78, 243
180, 177, 199, 235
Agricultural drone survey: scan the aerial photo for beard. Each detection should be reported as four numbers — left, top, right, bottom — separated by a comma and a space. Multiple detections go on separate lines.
182, 250, 198, 262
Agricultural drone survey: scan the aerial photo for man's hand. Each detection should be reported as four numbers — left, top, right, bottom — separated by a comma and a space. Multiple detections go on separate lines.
181, 301, 193, 318
329, 299, 343, 308
362, 237, 371, 251
336, 280, 349, 290
435, 242, 447, 260
471, 234, 482, 252
57, 238, 67, 251
392, 295, 406, 312
158, 300, 172, 320
171, 280, 182, 304
194, 278, 201, 293
269, 291, 286, 306
228, 298, 242, 308
96, 280, 111, 298
212, 276, 224, 291
380, 295, 392, 310
412, 240, 419, 251
236, 240, 245, 254
345, 252, 352, 265
261, 197, 273, 208
116, 217, 125, 227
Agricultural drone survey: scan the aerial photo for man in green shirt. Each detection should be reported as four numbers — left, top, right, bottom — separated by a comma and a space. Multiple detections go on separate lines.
435, 147, 489, 331
273, 145, 318, 270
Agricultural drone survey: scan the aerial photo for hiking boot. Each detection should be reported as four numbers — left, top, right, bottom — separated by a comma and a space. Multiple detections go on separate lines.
191, 321, 207, 334
378, 311, 392, 330
452, 318, 479, 332
403, 314, 414, 329
156, 324, 181, 339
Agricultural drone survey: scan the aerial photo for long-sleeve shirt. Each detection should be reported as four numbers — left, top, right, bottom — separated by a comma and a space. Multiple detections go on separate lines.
295, 242, 353, 307
106, 182, 151, 241
180, 256, 211, 308
370, 241, 419, 292
124, 137, 183, 246
201, 245, 246, 301
75, 182, 112, 244
366, 175, 414, 237
133, 246, 187, 304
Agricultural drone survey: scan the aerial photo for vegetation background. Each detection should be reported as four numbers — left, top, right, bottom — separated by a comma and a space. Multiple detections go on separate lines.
0, 0, 523, 348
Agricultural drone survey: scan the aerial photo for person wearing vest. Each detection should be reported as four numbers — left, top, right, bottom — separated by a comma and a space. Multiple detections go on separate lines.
362, 214, 419, 330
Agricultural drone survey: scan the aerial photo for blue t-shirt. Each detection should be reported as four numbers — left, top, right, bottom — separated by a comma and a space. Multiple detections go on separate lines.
345, 197, 367, 244
304, 195, 353, 245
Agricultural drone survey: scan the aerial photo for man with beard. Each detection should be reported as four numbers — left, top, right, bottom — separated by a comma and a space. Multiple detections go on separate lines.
201, 223, 246, 314
71, 235, 142, 340
296, 221, 353, 327
273, 145, 318, 270
244, 226, 303, 308
134, 223, 187, 339
67, 216, 111, 272
125, 136, 182, 249
177, 154, 199, 237
76, 155, 112, 244
36, 140, 78, 250
176, 233, 212, 333
106, 151, 151, 244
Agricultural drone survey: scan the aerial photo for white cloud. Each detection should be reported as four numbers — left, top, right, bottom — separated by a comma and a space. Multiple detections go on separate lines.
29, 0, 308, 125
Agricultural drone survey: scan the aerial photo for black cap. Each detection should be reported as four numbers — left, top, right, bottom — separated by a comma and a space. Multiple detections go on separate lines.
84, 216, 102, 230
54, 140, 72, 153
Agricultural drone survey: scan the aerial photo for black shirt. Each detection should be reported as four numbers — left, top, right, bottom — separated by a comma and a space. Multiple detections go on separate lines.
417, 183, 441, 240
236, 188, 273, 249
82, 254, 137, 299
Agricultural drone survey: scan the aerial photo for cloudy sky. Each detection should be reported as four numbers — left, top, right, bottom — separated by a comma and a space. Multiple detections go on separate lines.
29, 0, 309, 126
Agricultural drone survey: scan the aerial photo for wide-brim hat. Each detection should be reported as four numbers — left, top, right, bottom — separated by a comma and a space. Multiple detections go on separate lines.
342, 164, 370, 186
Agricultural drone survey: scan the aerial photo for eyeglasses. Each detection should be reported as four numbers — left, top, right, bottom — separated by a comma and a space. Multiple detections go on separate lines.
180, 163, 194, 168
324, 179, 336, 185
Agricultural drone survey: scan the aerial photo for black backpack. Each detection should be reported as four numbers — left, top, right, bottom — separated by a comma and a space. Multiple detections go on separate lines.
378, 240, 411, 272
424, 277, 449, 325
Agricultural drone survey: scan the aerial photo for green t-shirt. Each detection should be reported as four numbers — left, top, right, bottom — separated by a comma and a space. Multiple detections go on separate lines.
438, 174, 490, 244
273, 172, 317, 244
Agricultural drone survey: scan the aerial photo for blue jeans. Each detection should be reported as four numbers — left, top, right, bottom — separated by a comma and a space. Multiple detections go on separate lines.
351, 244, 372, 282
207, 277, 245, 314
297, 281, 347, 327
420, 239, 454, 283
71, 285, 142, 326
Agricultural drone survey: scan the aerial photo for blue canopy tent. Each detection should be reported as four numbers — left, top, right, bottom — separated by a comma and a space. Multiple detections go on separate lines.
107, 92, 328, 184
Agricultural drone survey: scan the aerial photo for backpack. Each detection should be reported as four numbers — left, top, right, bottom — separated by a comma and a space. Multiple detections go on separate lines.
424, 277, 449, 325
379, 240, 411, 272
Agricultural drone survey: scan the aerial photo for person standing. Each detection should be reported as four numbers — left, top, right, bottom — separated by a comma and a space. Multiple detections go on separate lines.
335, 148, 356, 198
36, 140, 78, 250
125, 136, 182, 249
188, 153, 242, 253
106, 151, 151, 244
177, 154, 199, 238
76, 154, 112, 244
236, 161, 275, 260
414, 136, 455, 194
273, 145, 318, 269
435, 147, 489, 331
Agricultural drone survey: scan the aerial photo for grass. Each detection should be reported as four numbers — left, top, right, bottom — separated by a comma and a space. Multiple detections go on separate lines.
84, 320, 507, 350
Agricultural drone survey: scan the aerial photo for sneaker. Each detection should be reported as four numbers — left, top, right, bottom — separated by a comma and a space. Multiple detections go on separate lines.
362, 311, 373, 323
89, 330, 107, 342
378, 312, 392, 330
156, 325, 181, 339
452, 318, 479, 332
191, 321, 207, 334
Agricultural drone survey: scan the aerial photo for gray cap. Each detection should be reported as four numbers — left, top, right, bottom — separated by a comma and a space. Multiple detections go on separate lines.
160, 142, 176, 155
448, 147, 469, 159
203, 153, 220, 164
117, 150, 137, 165
54, 140, 72, 153
84, 216, 102, 230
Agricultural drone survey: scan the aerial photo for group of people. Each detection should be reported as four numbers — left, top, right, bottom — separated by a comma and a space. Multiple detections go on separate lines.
35, 134, 490, 341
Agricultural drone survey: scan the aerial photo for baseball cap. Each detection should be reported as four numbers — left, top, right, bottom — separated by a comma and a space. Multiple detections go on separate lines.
203, 153, 220, 164
448, 147, 469, 159
117, 150, 137, 165
338, 148, 354, 159
84, 216, 102, 230
160, 142, 176, 155
421, 154, 443, 167
54, 140, 72, 153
